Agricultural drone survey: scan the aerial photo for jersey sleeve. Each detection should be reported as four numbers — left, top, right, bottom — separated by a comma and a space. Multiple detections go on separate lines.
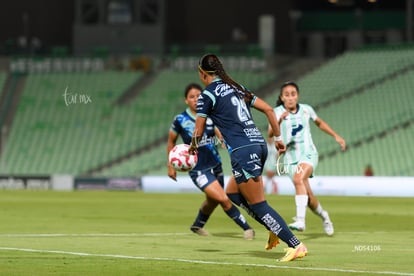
274, 106, 283, 121
304, 104, 318, 121
196, 90, 215, 118
248, 95, 257, 107
170, 115, 182, 134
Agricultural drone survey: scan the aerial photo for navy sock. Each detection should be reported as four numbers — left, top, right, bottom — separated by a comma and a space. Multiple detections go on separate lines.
225, 205, 251, 231
227, 193, 266, 228
249, 201, 301, 248
192, 209, 210, 228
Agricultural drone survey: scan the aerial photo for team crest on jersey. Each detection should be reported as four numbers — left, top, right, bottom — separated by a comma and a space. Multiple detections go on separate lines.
205, 119, 214, 132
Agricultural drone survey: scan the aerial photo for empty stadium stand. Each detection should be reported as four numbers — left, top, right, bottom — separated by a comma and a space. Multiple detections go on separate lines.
1, 45, 413, 177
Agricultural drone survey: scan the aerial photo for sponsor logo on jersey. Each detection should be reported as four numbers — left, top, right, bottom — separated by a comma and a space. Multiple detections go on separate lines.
243, 127, 262, 138
253, 164, 262, 170
233, 170, 242, 178
214, 83, 234, 97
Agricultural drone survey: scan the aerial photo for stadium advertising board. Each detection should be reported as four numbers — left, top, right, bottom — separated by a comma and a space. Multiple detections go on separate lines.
142, 176, 414, 197
74, 177, 141, 191
0, 175, 51, 190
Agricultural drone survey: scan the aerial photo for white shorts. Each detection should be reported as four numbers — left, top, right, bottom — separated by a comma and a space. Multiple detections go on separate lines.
285, 151, 318, 179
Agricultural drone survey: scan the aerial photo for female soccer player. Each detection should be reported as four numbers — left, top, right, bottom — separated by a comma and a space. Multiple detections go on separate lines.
269, 81, 346, 236
167, 83, 255, 240
189, 54, 307, 262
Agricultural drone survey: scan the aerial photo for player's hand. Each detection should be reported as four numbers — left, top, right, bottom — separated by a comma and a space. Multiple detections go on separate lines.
280, 111, 289, 120
168, 166, 177, 181
336, 136, 346, 151
219, 139, 227, 149
189, 135, 199, 155
188, 144, 198, 155
275, 140, 286, 154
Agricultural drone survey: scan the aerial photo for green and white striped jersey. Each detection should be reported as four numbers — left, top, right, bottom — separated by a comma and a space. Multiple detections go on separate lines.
274, 104, 318, 165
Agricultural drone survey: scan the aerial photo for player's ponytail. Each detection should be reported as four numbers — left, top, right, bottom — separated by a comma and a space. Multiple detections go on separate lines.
199, 54, 254, 101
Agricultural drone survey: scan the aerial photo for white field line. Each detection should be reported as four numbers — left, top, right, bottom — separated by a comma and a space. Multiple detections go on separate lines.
0, 233, 189, 237
0, 231, 393, 237
0, 246, 412, 276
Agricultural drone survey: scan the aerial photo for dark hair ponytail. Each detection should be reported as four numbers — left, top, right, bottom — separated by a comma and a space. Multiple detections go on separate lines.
277, 81, 300, 107
199, 54, 254, 101
276, 96, 283, 107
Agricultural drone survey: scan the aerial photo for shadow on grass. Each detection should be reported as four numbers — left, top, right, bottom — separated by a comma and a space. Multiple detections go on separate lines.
211, 232, 242, 239
301, 232, 330, 241
195, 249, 223, 253
246, 250, 284, 260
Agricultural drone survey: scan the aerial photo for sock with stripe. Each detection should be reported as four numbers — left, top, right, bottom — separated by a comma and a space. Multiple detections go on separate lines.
227, 193, 265, 228
191, 209, 210, 228
249, 201, 301, 248
225, 205, 251, 230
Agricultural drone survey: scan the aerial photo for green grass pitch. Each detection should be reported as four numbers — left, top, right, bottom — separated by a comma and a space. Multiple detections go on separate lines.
0, 190, 413, 275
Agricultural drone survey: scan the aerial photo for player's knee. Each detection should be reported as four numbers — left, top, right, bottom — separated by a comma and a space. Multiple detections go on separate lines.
292, 176, 303, 187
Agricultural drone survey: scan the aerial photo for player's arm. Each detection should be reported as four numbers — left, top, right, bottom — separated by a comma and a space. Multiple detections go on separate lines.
189, 116, 207, 154
253, 97, 286, 153
314, 117, 346, 151
267, 124, 274, 141
167, 130, 179, 181
214, 127, 226, 148
268, 112, 288, 138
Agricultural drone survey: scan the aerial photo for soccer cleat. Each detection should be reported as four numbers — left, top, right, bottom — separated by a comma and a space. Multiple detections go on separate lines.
265, 231, 280, 250
244, 229, 255, 240
277, 242, 308, 262
190, 226, 209, 236
321, 211, 334, 236
323, 220, 334, 236
288, 220, 306, 232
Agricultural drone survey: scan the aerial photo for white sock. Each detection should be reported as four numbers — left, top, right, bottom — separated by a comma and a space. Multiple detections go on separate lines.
295, 195, 308, 223
264, 177, 272, 194
313, 203, 323, 216
313, 203, 329, 220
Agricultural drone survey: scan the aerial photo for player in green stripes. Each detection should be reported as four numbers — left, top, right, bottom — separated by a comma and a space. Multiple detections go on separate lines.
269, 81, 346, 236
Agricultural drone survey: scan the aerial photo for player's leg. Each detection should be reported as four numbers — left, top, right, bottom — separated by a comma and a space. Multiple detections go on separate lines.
238, 176, 295, 244
190, 197, 218, 236
203, 180, 254, 239
231, 144, 307, 261
303, 178, 334, 236
189, 169, 219, 236
289, 162, 313, 232
238, 176, 307, 261
226, 176, 262, 223
264, 170, 278, 194
213, 165, 254, 238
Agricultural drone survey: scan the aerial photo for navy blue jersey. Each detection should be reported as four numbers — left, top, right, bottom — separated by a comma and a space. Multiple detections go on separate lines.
170, 108, 221, 170
196, 79, 266, 153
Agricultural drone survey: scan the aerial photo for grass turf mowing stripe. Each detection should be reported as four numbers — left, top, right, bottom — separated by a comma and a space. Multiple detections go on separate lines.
0, 246, 412, 276
0, 233, 190, 237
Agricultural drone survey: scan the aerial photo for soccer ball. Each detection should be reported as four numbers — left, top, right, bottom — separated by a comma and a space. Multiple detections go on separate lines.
168, 144, 198, 172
